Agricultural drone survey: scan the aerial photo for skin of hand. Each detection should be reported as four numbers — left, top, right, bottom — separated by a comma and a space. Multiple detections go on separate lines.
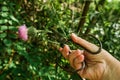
59, 33, 120, 80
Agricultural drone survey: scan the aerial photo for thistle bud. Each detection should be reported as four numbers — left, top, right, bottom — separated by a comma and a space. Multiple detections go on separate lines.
28, 27, 37, 37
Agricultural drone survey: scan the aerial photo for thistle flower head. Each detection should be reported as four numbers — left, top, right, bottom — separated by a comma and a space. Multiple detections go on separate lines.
18, 24, 28, 41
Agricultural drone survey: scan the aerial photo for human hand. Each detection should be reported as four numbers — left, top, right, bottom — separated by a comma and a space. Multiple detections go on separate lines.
59, 33, 120, 80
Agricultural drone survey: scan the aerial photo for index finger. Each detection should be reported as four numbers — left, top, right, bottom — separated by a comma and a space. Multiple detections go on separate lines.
71, 33, 101, 54
59, 45, 70, 59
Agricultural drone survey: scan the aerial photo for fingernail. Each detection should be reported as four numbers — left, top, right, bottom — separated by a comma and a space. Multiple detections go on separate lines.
76, 49, 81, 52
72, 33, 77, 36
71, 33, 77, 42
71, 33, 76, 37
59, 47, 63, 51
71, 33, 77, 40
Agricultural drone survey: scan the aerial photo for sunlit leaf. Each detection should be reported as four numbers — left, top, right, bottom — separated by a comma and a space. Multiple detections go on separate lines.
9, 15, 19, 23
0, 33, 7, 38
0, 26, 8, 31
1, 6, 9, 11
0, 19, 8, 24
3, 39, 12, 47
1, 12, 9, 17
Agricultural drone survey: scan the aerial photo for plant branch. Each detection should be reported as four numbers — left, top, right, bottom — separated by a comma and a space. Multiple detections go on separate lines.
77, 0, 92, 34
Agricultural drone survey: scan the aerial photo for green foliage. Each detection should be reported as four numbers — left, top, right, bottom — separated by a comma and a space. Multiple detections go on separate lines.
0, 0, 120, 80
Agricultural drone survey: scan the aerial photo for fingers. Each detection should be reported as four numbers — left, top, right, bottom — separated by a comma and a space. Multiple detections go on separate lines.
59, 45, 70, 59
69, 49, 84, 69
59, 45, 85, 70
71, 33, 100, 54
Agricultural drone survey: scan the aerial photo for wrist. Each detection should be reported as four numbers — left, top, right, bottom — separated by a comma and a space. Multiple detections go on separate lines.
102, 51, 120, 80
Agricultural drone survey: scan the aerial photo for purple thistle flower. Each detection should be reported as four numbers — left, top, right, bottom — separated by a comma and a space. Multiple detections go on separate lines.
18, 24, 28, 41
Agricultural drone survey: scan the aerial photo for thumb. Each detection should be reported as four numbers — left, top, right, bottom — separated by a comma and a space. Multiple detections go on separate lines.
71, 33, 101, 54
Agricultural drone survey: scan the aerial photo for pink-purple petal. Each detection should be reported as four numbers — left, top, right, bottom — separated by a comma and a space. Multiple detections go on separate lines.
18, 24, 28, 41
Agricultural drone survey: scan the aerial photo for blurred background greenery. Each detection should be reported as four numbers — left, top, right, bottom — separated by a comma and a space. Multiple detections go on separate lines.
0, 0, 120, 80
